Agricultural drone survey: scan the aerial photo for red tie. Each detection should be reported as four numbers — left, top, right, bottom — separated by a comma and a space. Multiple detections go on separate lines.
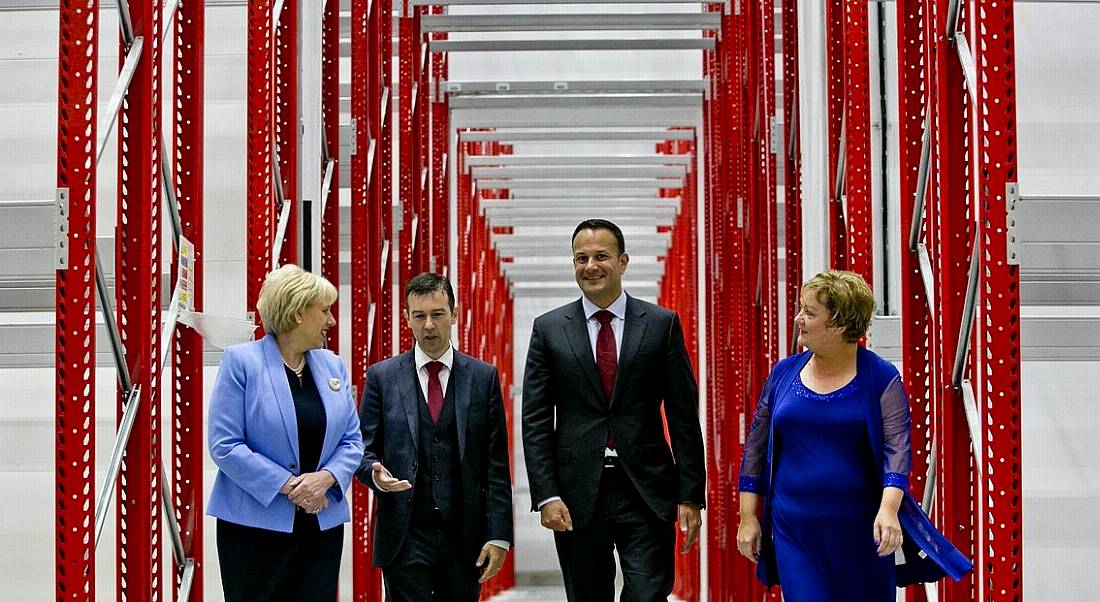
594, 310, 617, 400
594, 310, 618, 450
426, 361, 444, 423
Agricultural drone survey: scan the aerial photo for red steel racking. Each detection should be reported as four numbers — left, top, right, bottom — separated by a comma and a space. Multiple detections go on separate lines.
55, 0, 101, 597
170, 0, 206, 598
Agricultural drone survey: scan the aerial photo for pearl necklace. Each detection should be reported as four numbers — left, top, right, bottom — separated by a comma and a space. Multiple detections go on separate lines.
283, 355, 306, 384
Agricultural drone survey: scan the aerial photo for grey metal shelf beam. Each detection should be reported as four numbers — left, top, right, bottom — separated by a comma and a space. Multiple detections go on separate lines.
481, 198, 679, 211
476, 178, 682, 190
412, 0, 725, 5
421, 14, 721, 33
443, 80, 707, 96
493, 232, 671, 256
459, 129, 695, 142
471, 166, 686, 179
1017, 195, 1100, 305
463, 155, 693, 167
503, 262, 665, 280
449, 94, 702, 110
506, 190, 674, 198
869, 314, 1100, 362
488, 216, 676, 228
429, 38, 716, 53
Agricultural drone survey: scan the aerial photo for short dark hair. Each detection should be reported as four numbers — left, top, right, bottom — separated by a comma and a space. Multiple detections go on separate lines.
571, 219, 626, 254
405, 272, 456, 310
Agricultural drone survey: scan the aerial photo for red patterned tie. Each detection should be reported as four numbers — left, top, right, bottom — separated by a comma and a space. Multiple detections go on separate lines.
426, 361, 444, 423
594, 310, 618, 449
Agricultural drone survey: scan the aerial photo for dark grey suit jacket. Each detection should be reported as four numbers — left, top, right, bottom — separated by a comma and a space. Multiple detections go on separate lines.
522, 295, 706, 530
355, 350, 513, 567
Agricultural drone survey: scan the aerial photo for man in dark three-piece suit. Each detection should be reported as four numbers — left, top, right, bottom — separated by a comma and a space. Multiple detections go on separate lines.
356, 273, 513, 601
522, 219, 707, 601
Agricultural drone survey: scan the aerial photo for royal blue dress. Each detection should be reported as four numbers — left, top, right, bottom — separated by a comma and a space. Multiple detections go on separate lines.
770, 375, 894, 600
739, 348, 973, 596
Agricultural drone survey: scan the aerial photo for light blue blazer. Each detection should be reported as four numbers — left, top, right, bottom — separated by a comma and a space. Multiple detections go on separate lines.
207, 334, 364, 532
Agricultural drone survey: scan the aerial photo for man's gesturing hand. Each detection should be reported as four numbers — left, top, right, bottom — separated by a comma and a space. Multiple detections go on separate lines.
477, 543, 507, 583
371, 462, 412, 492
539, 500, 573, 532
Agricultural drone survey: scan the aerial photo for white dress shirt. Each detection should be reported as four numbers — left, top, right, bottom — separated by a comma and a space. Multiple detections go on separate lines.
414, 343, 454, 402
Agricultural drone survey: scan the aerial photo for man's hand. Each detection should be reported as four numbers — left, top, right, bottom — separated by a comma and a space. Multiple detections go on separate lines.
677, 502, 702, 553
371, 462, 412, 492
476, 542, 507, 583
287, 470, 336, 513
539, 500, 573, 532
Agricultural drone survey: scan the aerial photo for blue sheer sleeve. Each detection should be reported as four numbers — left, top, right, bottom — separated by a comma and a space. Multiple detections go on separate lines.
881, 375, 912, 489
738, 370, 776, 494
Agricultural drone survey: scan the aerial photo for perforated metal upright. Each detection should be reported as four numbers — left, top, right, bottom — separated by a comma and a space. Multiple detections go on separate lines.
397, 0, 433, 357
894, 0, 1023, 598
973, 1, 1023, 597
349, 0, 390, 597
841, 0, 872, 280
782, 0, 802, 353
170, 0, 206, 597
824, 0, 847, 270
429, 4, 450, 272
321, 0, 340, 350
894, 6, 935, 590
454, 137, 517, 597
54, 1, 100, 597
246, 0, 276, 331
276, 0, 299, 266
928, 1, 978, 598
114, 0, 164, 598
659, 134, 701, 602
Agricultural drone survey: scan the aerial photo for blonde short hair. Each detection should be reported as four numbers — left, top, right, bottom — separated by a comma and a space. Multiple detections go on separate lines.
256, 265, 338, 335
802, 270, 876, 343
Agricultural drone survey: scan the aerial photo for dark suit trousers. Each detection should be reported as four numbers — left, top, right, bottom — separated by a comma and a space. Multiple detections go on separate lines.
554, 464, 676, 602
383, 510, 482, 602
216, 514, 343, 602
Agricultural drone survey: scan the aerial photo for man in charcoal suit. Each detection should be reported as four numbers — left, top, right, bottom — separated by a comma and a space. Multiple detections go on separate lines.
357, 272, 513, 601
522, 219, 706, 601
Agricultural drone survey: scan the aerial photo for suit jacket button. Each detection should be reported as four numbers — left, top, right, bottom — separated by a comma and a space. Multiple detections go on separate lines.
288, 463, 297, 469
412, 463, 418, 471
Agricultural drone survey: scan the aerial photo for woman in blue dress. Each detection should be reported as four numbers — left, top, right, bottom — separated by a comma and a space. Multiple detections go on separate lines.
735, 271, 970, 599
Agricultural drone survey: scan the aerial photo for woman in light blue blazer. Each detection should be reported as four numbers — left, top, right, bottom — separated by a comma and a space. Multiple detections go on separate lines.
207, 265, 364, 601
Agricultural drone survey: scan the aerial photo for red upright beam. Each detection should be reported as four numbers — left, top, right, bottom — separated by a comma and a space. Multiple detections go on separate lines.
375, 0, 395, 362
246, 0, 275, 333
172, 0, 206, 597
782, 0, 802, 355
760, 0, 780, 370
322, 0, 340, 351
895, 1, 934, 573
55, 1, 99, 597
276, 0, 299, 266
660, 135, 700, 602
115, 1, 163, 598
842, 0, 873, 281
825, 0, 847, 269
974, 0, 1023, 597
350, 0, 383, 596
397, 4, 416, 329
926, 1, 977, 598
430, 6, 449, 273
